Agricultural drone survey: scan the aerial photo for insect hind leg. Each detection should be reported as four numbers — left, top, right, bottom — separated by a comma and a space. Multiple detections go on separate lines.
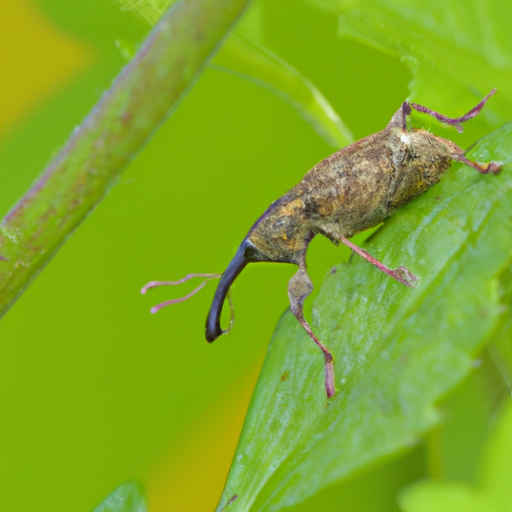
451, 153, 502, 175
410, 89, 497, 133
387, 89, 497, 133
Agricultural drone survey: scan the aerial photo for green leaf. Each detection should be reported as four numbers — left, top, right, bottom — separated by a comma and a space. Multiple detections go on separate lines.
466, 123, 512, 392
481, 401, 512, 511
398, 400, 512, 512
398, 481, 497, 512
303, 0, 512, 129
93, 482, 146, 512
216, 122, 512, 511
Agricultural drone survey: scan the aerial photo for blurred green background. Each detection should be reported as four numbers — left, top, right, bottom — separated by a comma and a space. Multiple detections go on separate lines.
0, 0, 465, 510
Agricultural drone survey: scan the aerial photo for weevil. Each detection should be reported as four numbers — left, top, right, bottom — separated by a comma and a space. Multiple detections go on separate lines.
142, 90, 502, 398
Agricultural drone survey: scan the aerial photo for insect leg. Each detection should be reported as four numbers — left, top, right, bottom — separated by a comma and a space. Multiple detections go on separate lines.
451, 154, 502, 175
341, 236, 417, 287
288, 257, 335, 398
410, 89, 496, 133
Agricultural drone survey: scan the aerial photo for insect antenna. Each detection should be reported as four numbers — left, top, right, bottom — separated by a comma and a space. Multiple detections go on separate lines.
141, 273, 223, 314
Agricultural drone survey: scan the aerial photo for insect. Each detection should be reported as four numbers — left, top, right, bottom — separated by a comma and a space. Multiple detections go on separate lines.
142, 90, 501, 399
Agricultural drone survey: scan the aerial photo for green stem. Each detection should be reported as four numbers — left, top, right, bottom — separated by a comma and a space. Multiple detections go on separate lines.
0, 0, 250, 317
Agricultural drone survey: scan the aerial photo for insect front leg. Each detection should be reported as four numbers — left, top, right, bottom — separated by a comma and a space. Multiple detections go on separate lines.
410, 89, 497, 133
288, 258, 335, 399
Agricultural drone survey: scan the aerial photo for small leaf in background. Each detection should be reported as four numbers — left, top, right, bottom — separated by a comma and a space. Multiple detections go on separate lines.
399, 401, 512, 512
303, 0, 512, 131
399, 481, 496, 512
215, 120, 512, 511
481, 398, 512, 510
93, 482, 146, 512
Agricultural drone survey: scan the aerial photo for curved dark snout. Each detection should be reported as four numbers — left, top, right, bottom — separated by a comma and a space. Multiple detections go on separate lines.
205, 245, 248, 342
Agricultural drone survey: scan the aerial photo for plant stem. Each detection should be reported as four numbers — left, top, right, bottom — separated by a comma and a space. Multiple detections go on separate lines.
0, 0, 250, 318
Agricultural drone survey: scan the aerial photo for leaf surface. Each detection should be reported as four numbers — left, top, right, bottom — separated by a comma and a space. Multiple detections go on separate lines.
216, 2, 512, 508
304, 0, 512, 126
398, 401, 512, 512
399, 481, 496, 512
216, 123, 512, 511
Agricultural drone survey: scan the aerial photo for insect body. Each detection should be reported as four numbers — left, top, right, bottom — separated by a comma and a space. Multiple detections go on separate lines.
143, 90, 501, 399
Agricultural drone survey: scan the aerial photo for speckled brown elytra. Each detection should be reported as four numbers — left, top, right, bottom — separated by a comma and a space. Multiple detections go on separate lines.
142, 90, 501, 398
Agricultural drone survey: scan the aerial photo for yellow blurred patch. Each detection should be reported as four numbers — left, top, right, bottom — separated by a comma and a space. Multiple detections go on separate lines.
0, 0, 93, 140
146, 362, 261, 511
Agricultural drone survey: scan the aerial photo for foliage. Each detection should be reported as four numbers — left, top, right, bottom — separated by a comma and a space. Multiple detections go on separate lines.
304, 0, 512, 123
213, 1, 512, 510
1, 0, 511, 511
399, 401, 512, 512
215, 123, 512, 511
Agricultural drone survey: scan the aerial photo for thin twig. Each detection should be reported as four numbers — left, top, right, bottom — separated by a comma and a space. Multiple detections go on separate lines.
0, 0, 250, 319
